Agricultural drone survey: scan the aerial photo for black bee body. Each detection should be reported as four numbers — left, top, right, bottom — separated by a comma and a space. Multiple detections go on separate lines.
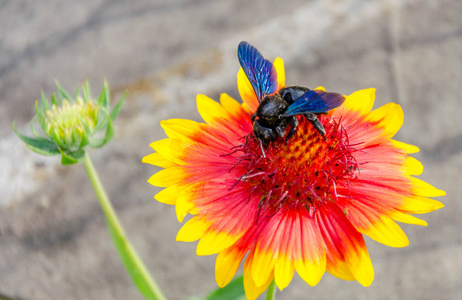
237, 41, 345, 146
252, 86, 326, 142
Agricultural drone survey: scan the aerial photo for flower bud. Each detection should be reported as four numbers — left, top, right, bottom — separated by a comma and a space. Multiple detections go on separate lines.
14, 81, 125, 164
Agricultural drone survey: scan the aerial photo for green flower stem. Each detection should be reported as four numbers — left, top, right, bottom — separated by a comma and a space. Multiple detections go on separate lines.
83, 153, 166, 300
266, 280, 277, 300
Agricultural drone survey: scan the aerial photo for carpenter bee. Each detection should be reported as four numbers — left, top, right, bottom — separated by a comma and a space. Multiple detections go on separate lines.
238, 41, 345, 144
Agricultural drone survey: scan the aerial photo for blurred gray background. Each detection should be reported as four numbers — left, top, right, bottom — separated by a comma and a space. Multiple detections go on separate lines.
1, 0, 461, 299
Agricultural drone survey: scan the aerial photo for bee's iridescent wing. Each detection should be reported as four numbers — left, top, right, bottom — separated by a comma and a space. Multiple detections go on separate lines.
237, 41, 278, 101
283, 89, 345, 116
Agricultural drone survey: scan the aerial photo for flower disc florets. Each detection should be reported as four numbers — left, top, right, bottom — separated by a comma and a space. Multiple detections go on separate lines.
234, 116, 357, 216
45, 98, 99, 152
14, 81, 124, 165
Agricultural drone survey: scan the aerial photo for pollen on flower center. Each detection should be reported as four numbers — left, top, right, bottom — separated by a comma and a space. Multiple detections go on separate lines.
235, 115, 358, 215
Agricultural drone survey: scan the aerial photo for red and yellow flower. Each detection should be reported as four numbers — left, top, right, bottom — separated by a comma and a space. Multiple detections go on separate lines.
143, 57, 444, 299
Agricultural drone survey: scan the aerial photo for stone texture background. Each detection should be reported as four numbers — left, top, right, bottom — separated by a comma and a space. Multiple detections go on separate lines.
1, 0, 461, 299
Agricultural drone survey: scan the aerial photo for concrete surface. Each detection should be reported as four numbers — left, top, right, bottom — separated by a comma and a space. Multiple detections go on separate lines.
1, 0, 461, 299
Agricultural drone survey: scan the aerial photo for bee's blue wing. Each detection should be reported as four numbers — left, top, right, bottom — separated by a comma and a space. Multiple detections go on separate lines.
238, 41, 278, 101
283, 89, 345, 116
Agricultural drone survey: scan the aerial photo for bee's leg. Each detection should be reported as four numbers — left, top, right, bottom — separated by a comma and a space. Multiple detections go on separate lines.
275, 126, 286, 138
259, 140, 266, 158
305, 113, 326, 137
285, 116, 299, 140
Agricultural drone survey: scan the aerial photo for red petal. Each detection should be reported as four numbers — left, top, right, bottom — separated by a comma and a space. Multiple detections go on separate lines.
316, 202, 374, 286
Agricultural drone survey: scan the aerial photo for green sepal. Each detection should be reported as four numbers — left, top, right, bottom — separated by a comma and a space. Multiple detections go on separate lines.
30, 117, 47, 140
60, 149, 85, 165
206, 275, 245, 300
51, 94, 58, 106
90, 116, 114, 148
110, 91, 126, 121
74, 86, 80, 101
102, 117, 115, 145
35, 100, 44, 127
71, 127, 83, 149
55, 81, 72, 102
83, 80, 91, 102
78, 120, 91, 148
50, 126, 63, 147
35, 99, 41, 116
93, 109, 108, 133
40, 90, 49, 111
13, 122, 60, 156
98, 81, 109, 109
37, 94, 48, 132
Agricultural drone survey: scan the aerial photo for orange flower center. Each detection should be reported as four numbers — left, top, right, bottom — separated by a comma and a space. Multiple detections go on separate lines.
233, 116, 358, 216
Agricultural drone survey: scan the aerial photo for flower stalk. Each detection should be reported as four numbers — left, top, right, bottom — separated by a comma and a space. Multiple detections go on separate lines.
265, 280, 277, 300
83, 153, 167, 300
15, 81, 167, 300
